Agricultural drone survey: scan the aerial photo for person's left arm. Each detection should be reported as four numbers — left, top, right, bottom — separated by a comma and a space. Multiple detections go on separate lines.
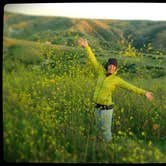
117, 77, 153, 101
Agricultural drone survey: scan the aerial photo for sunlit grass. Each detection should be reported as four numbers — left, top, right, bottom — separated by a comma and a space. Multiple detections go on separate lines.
3, 41, 166, 163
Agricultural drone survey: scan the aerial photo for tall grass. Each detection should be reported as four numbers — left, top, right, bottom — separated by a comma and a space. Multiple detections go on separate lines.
3, 42, 166, 163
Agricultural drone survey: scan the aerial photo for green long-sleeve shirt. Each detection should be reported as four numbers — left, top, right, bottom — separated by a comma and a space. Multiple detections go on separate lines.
85, 46, 146, 106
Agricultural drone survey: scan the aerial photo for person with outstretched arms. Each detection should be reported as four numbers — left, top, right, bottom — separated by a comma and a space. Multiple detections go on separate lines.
78, 38, 153, 142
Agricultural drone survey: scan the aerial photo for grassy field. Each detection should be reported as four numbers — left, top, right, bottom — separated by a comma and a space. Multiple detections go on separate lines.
3, 36, 166, 163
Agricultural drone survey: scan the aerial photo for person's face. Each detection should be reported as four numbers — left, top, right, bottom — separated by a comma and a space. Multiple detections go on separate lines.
107, 64, 117, 74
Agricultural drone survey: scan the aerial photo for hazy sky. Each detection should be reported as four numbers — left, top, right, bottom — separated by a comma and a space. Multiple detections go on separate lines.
4, 3, 166, 21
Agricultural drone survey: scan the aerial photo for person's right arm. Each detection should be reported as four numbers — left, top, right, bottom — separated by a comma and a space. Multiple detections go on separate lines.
78, 38, 105, 74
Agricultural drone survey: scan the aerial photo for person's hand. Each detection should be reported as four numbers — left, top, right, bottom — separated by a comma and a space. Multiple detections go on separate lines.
145, 91, 153, 101
77, 38, 88, 48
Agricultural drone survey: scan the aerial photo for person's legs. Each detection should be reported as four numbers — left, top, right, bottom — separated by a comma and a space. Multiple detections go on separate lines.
95, 108, 113, 142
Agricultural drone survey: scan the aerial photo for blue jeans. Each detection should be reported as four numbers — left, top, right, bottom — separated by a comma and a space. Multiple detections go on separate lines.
94, 108, 113, 142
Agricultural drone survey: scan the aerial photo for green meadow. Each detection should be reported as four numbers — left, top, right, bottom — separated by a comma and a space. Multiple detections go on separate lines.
3, 12, 166, 163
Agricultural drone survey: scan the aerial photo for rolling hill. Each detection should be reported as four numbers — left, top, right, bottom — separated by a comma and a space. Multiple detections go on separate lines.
3, 11, 166, 52
3, 11, 166, 163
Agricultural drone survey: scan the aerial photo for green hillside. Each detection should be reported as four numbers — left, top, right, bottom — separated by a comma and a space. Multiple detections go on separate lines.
3, 12, 166, 163
4, 12, 166, 52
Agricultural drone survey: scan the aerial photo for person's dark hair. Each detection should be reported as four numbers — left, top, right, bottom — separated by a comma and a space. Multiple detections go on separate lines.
104, 58, 118, 70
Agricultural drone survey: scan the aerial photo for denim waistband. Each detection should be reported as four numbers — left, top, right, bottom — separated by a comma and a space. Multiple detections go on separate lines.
95, 103, 114, 110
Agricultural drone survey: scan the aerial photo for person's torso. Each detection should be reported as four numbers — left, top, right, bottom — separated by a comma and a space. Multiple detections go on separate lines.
93, 72, 120, 106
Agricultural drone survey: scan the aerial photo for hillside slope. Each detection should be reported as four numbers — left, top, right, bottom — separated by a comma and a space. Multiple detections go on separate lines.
3, 12, 166, 52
